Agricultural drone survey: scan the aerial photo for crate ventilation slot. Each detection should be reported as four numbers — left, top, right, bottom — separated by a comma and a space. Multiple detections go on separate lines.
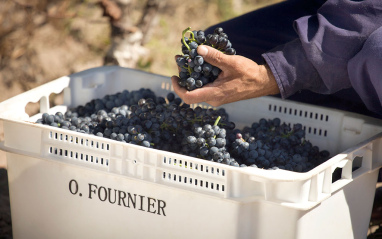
48, 131, 110, 151
161, 81, 172, 91
305, 126, 327, 137
48, 146, 109, 167
267, 105, 328, 137
163, 157, 226, 177
162, 172, 225, 192
268, 104, 329, 121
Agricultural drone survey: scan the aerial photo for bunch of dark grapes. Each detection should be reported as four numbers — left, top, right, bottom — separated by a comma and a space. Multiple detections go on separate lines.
228, 118, 330, 172
36, 89, 330, 173
36, 90, 236, 153
176, 27, 236, 90
39, 89, 160, 148
152, 103, 236, 154
180, 116, 239, 166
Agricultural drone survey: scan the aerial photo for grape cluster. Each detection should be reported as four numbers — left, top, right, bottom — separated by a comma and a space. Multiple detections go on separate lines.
176, 27, 236, 90
36, 89, 235, 152
181, 117, 239, 166
39, 89, 159, 147
36, 89, 330, 173
229, 118, 330, 172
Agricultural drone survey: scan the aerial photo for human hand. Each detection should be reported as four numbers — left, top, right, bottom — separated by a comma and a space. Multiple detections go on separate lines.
171, 45, 280, 107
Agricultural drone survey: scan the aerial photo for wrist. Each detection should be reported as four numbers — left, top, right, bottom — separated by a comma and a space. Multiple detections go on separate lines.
259, 64, 280, 96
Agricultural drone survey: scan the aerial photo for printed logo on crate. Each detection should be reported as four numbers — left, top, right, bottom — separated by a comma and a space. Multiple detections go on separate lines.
69, 179, 167, 216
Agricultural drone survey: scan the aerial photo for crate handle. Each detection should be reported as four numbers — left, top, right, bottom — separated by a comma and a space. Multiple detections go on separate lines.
0, 140, 38, 158
0, 77, 70, 120
322, 158, 352, 193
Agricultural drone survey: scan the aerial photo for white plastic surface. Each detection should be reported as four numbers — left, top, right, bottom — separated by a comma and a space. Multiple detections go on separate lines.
1, 66, 382, 239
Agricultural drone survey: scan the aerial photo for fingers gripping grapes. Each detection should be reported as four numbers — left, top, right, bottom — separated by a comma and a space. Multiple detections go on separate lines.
172, 27, 280, 107
174, 27, 236, 91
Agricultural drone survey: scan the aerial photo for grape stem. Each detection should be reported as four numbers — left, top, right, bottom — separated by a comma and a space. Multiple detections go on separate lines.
182, 27, 195, 53
214, 116, 221, 126
182, 65, 192, 75
213, 116, 221, 139
181, 27, 197, 75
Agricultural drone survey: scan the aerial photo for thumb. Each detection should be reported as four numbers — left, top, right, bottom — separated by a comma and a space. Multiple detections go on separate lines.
197, 45, 230, 68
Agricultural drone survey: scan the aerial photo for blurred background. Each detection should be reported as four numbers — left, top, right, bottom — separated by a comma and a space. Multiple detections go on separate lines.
0, 0, 282, 169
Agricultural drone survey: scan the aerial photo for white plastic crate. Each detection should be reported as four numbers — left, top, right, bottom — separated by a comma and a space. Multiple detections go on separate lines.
1, 66, 382, 239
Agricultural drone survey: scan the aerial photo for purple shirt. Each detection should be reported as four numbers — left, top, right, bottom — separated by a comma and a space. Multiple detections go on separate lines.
262, 0, 382, 114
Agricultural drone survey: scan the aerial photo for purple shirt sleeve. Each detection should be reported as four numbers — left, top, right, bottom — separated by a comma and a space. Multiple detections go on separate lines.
262, 0, 382, 106
348, 27, 382, 113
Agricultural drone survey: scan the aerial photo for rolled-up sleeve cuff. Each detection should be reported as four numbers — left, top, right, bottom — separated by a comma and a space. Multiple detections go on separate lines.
261, 39, 323, 99
262, 52, 288, 99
